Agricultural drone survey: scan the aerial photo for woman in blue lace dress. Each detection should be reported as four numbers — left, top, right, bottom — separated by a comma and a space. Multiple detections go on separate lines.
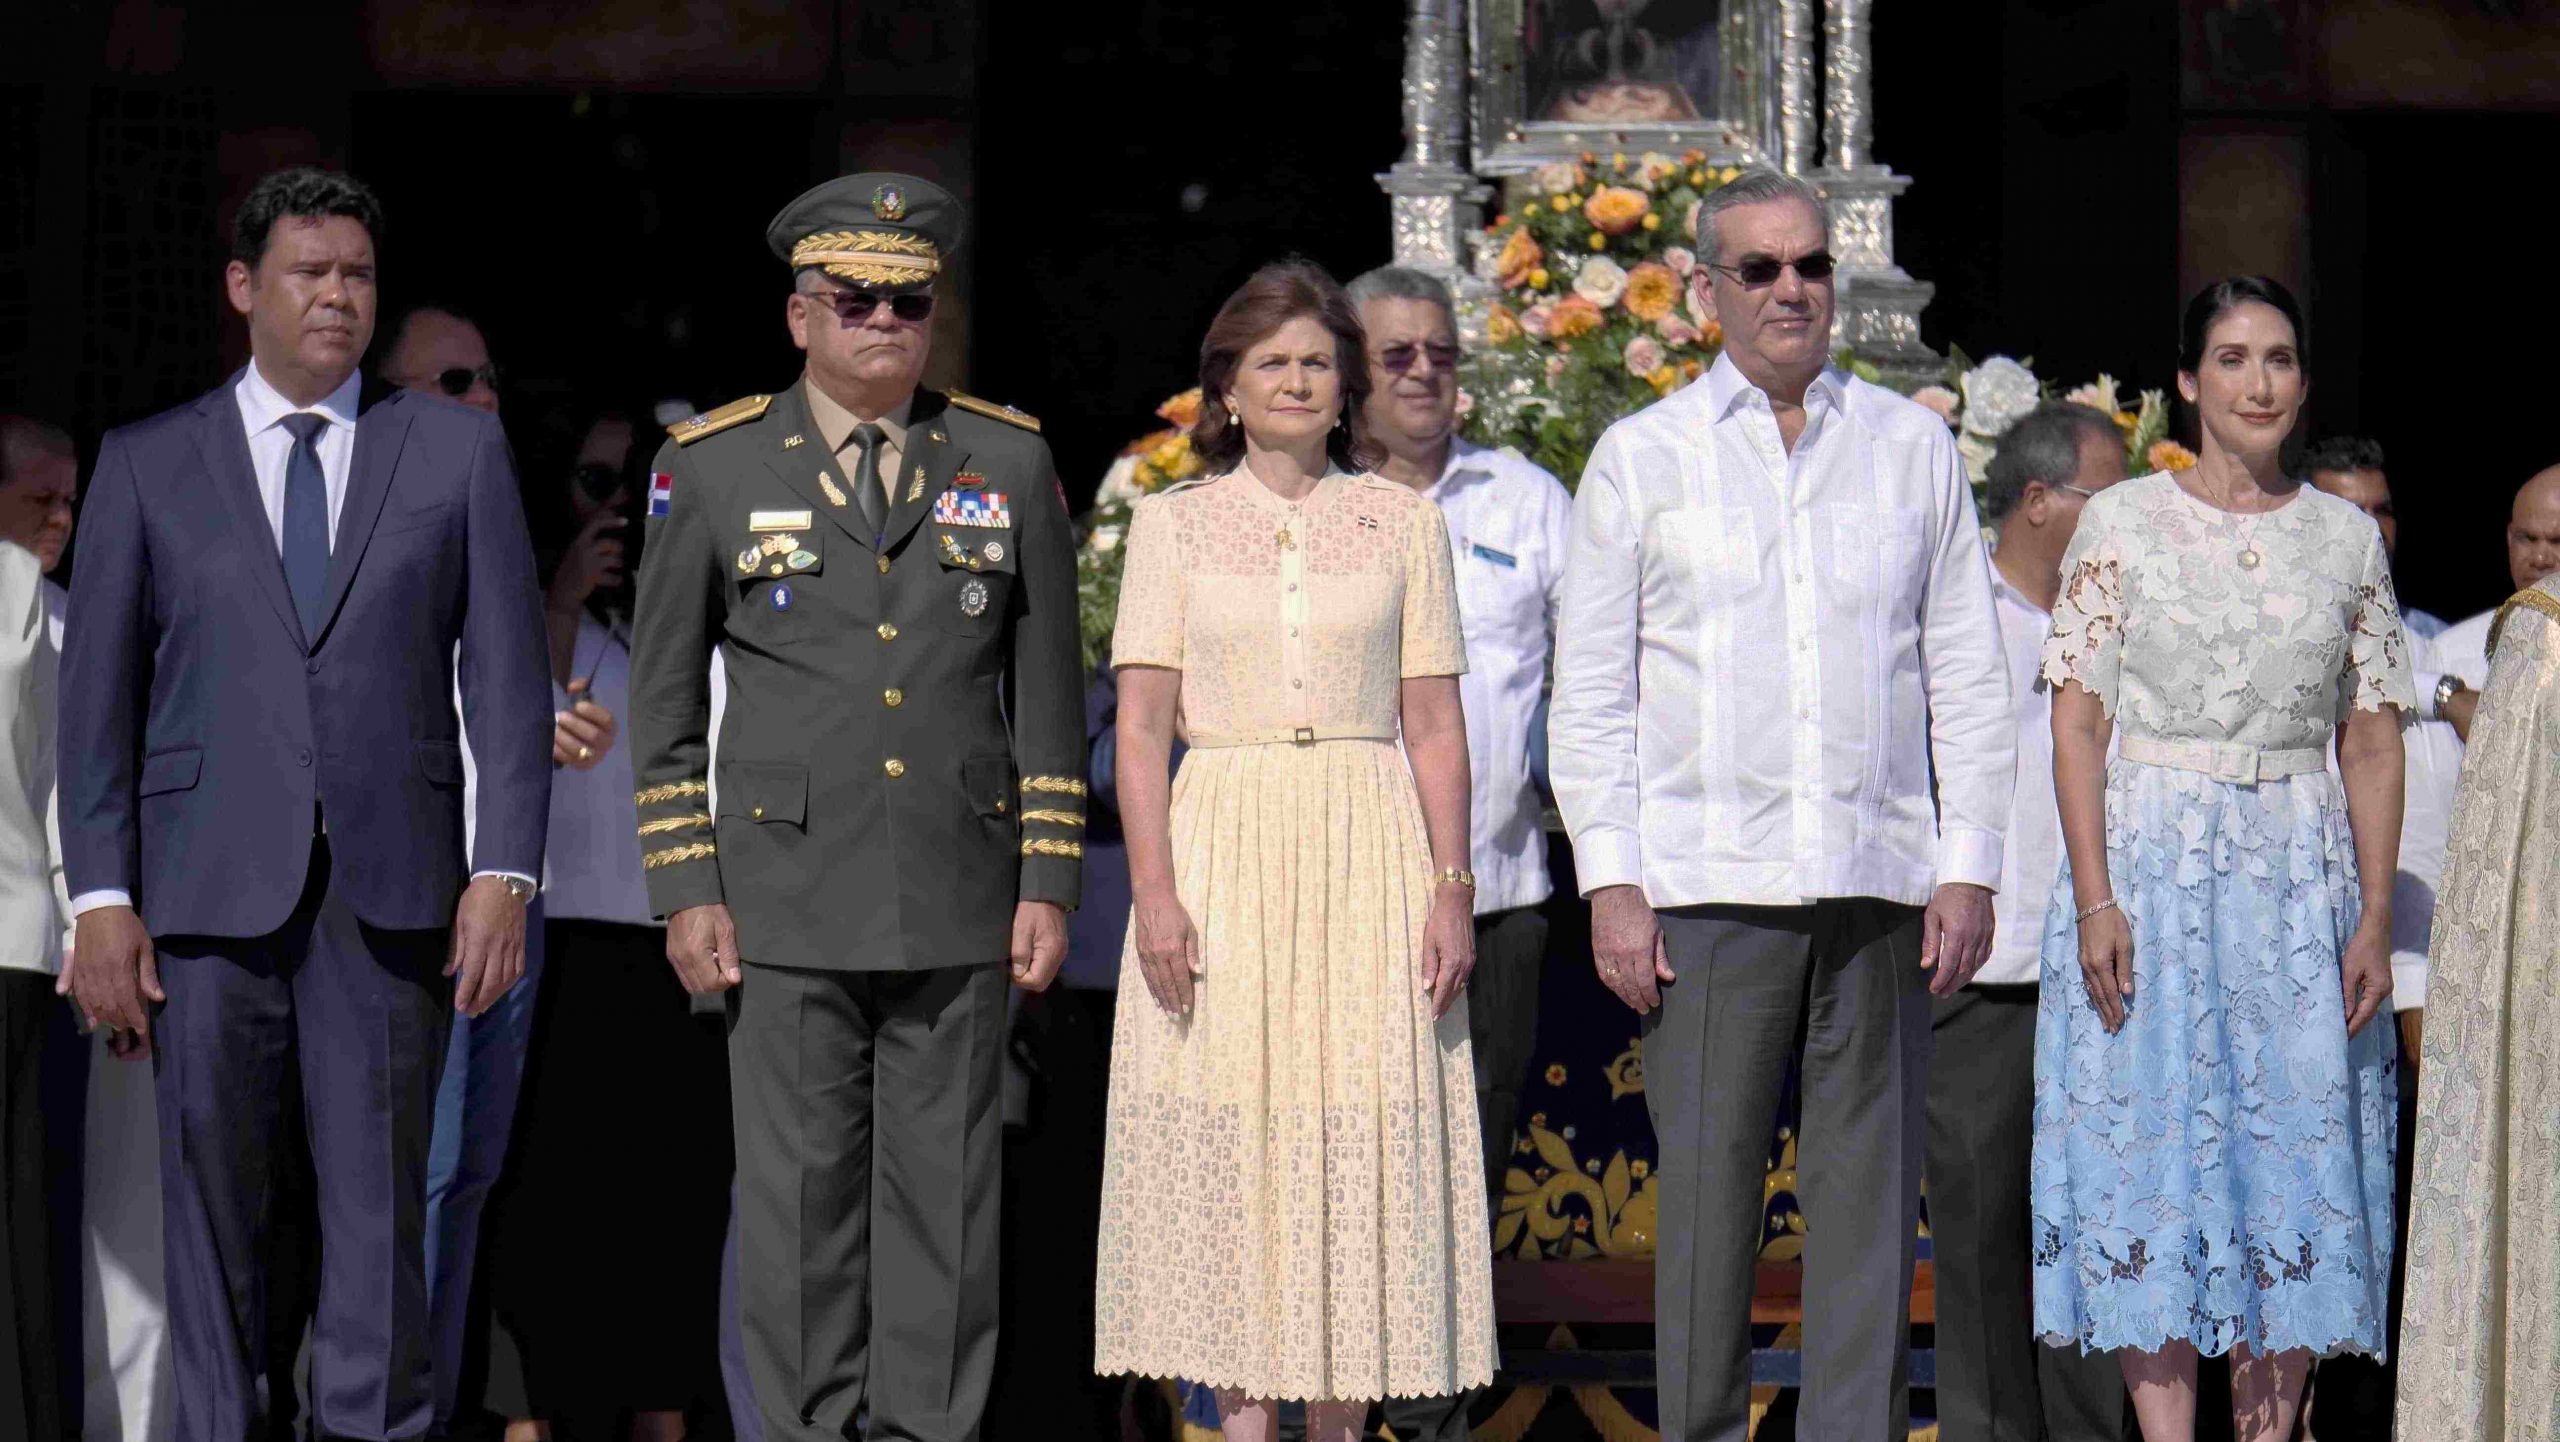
2032, 276, 2413, 1442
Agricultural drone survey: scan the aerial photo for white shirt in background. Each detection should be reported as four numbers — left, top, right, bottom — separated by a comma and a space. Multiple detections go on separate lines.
1550, 353, 2015, 908
2375, 605, 2460, 1010
1422, 438, 1574, 916
1981, 570, 2063, 987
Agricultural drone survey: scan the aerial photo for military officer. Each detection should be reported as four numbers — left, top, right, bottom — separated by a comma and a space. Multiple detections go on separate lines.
626, 172, 1083, 1442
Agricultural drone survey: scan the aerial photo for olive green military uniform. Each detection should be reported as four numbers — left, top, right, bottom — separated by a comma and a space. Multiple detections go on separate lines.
627, 175, 1082, 1442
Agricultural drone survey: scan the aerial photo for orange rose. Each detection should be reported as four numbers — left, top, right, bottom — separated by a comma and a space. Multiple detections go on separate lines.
1154, 388, 1203, 428
1549, 294, 1605, 339
1582, 186, 1652, 237
1494, 226, 1542, 289
1622, 262, 1680, 322
1485, 305, 1521, 345
2148, 440, 2199, 472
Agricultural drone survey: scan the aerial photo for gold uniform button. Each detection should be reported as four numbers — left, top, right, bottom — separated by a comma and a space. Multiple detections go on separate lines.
883, 758, 906, 778
995, 798, 1008, 814
877, 622, 898, 641
877, 556, 891, 574
750, 805, 765, 820
884, 688, 904, 707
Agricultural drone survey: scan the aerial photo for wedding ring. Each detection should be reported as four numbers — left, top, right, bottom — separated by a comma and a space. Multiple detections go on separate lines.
577, 744, 593, 762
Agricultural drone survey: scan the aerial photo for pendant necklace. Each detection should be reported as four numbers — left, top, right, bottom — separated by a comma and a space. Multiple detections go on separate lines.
2236, 511, 2265, 570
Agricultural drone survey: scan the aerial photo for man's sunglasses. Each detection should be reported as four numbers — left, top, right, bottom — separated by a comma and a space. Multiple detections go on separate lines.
1377, 341, 1462, 374
808, 288, 936, 324
415, 364, 499, 397
1708, 251, 1837, 287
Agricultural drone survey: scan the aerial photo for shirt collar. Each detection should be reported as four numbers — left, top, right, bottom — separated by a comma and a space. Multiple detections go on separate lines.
802, 377, 911, 456
1425, 435, 1494, 497
1698, 350, 1849, 422
1987, 564, 2048, 618
238, 360, 360, 436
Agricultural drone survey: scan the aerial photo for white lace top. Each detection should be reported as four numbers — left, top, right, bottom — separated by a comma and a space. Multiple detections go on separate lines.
2040, 472, 2415, 748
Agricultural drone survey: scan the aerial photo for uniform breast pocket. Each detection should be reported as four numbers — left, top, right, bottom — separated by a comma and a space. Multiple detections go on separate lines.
928, 524, 1017, 637
1828, 507, 1928, 609
728, 528, 826, 649
1458, 538, 1543, 636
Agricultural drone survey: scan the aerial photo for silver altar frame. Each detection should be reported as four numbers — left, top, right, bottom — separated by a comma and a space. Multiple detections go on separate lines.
1382, 0, 1941, 386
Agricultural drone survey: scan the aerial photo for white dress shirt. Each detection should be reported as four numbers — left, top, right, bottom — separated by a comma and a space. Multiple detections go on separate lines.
1423, 438, 1575, 915
70, 362, 527, 920
1981, 570, 2061, 986
1550, 353, 2015, 908
2371, 605, 2460, 1010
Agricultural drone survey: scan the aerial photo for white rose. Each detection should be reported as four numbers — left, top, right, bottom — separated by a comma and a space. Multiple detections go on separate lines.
1958, 356, 2041, 440
1662, 246, 1696, 277
1532, 160, 1586, 196
1574, 255, 1629, 309
1087, 522, 1124, 555
1095, 454, 1142, 506
1956, 431, 1998, 487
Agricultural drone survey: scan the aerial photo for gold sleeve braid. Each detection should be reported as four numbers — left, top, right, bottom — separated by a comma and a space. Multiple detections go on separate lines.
1021, 837, 1084, 859
644, 841, 718, 870
637, 812, 713, 837
636, 780, 709, 805
1018, 776, 1087, 858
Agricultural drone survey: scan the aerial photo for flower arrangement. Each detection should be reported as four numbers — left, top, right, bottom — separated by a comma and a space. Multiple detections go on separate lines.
1913, 352, 2191, 512
1076, 389, 1205, 671
1459, 150, 1739, 489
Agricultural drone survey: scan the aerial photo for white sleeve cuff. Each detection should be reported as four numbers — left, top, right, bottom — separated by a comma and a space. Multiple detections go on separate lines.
1571, 832, 1645, 898
69, 889, 134, 918
2391, 954, 2426, 1012
1935, 826, 2004, 893
474, 871, 539, 893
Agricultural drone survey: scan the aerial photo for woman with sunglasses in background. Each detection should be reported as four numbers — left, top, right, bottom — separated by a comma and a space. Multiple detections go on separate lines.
474, 404, 735, 1442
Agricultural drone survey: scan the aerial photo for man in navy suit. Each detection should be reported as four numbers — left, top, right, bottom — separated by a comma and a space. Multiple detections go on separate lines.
58, 167, 552, 1442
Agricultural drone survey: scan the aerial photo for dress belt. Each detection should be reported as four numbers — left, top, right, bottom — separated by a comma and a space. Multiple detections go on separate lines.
1182, 723, 1398, 749
2118, 733, 2325, 784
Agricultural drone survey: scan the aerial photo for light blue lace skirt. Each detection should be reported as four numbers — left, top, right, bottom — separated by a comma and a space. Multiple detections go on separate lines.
2030, 760, 2396, 1358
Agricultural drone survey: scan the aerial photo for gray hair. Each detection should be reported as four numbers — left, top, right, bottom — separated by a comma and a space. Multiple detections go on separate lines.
1984, 402, 2122, 522
1345, 265, 1455, 322
1695, 168, 1830, 263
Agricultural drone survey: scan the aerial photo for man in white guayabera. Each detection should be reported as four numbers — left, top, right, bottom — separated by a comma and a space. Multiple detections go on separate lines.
1549, 167, 2014, 1442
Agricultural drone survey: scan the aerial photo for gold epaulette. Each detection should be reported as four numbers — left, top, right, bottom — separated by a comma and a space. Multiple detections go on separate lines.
2488, 583, 2560, 659
667, 395, 773, 446
948, 391, 1041, 433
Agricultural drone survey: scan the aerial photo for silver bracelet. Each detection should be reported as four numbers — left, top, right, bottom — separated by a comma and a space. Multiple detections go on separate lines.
2074, 897, 2119, 923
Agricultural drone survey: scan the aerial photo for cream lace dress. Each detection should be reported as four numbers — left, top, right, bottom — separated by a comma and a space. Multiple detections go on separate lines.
1092, 467, 1497, 1402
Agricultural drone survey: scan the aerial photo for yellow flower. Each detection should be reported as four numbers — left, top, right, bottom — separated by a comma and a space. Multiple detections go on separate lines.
1648, 363, 1679, 396
1583, 185, 1652, 236
1680, 358, 1705, 382
1155, 388, 1202, 428
1642, 212, 1662, 232
1689, 169, 1707, 187
2149, 440, 2200, 472
1550, 194, 1573, 213
1495, 226, 1542, 288
2113, 410, 2138, 433
1485, 305, 1521, 345
1612, 152, 1627, 172
1621, 261, 1681, 322
1719, 165, 1743, 183
1549, 294, 1605, 339
1588, 231, 1607, 251
1527, 266, 1550, 290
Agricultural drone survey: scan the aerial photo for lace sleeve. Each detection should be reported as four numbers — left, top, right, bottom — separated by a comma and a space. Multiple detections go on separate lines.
1400, 497, 1467, 678
2341, 520, 2418, 720
1109, 494, 1185, 670
2039, 501, 2123, 710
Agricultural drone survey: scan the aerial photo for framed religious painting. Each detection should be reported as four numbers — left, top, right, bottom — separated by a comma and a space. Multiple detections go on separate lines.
1468, 0, 1788, 174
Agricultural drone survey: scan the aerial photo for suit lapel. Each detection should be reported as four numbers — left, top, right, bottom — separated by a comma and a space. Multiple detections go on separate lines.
761, 387, 876, 551
879, 392, 966, 556
195, 377, 307, 650
310, 379, 409, 646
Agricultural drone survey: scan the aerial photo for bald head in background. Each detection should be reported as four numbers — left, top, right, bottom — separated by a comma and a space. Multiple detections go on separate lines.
0, 415, 76, 572
2510, 466, 2560, 592
379, 306, 499, 415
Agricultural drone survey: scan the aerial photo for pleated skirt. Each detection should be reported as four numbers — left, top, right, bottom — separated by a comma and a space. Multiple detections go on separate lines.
1092, 738, 1497, 1402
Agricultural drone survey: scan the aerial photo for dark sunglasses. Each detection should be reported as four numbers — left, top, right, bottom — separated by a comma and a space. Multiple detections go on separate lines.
572, 463, 625, 503
810, 288, 936, 324
1377, 341, 1462, 374
416, 364, 499, 397
1709, 251, 1837, 287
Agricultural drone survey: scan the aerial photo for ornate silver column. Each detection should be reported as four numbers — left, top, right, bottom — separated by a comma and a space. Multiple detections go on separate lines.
1777, 0, 1817, 176
1380, 0, 1491, 281
1812, 0, 1939, 387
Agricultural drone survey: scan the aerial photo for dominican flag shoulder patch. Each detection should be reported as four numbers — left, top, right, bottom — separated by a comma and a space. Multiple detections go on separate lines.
647, 472, 675, 516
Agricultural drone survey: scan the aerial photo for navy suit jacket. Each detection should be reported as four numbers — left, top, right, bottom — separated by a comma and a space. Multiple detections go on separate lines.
59, 374, 553, 937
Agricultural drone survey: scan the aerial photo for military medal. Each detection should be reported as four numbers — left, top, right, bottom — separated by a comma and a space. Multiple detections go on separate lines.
771, 584, 793, 611
817, 470, 849, 507
954, 470, 985, 490
787, 549, 818, 571
959, 577, 989, 617
982, 540, 1004, 564
736, 547, 760, 575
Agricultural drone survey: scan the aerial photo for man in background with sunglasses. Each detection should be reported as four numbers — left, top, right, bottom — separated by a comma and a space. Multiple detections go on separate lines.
1551, 168, 2013, 1442
380, 303, 501, 414
1346, 264, 1573, 1441
628, 171, 1082, 1442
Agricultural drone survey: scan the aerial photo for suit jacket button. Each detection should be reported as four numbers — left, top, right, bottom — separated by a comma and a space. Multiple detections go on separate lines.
751, 805, 765, 820
877, 622, 898, 641
883, 758, 906, 779
295, 749, 312, 767
305, 658, 321, 675
884, 688, 903, 707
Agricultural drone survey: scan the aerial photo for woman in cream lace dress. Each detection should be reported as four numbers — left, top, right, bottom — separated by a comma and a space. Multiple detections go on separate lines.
1092, 261, 1495, 1438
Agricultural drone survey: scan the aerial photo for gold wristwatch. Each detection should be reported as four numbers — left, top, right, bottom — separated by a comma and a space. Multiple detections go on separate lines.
1433, 867, 1476, 889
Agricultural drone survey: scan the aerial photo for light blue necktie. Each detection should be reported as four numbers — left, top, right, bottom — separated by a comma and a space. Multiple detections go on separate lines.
278, 412, 331, 639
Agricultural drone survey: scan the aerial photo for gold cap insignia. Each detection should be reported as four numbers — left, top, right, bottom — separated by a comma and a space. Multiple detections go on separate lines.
873, 184, 908, 221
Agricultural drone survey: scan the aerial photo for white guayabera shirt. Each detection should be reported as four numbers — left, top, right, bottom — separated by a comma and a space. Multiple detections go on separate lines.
1550, 352, 2015, 909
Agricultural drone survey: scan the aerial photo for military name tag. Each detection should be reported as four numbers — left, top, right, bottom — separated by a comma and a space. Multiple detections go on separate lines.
749, 509, 813, 532
932, 491, 1011, 528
